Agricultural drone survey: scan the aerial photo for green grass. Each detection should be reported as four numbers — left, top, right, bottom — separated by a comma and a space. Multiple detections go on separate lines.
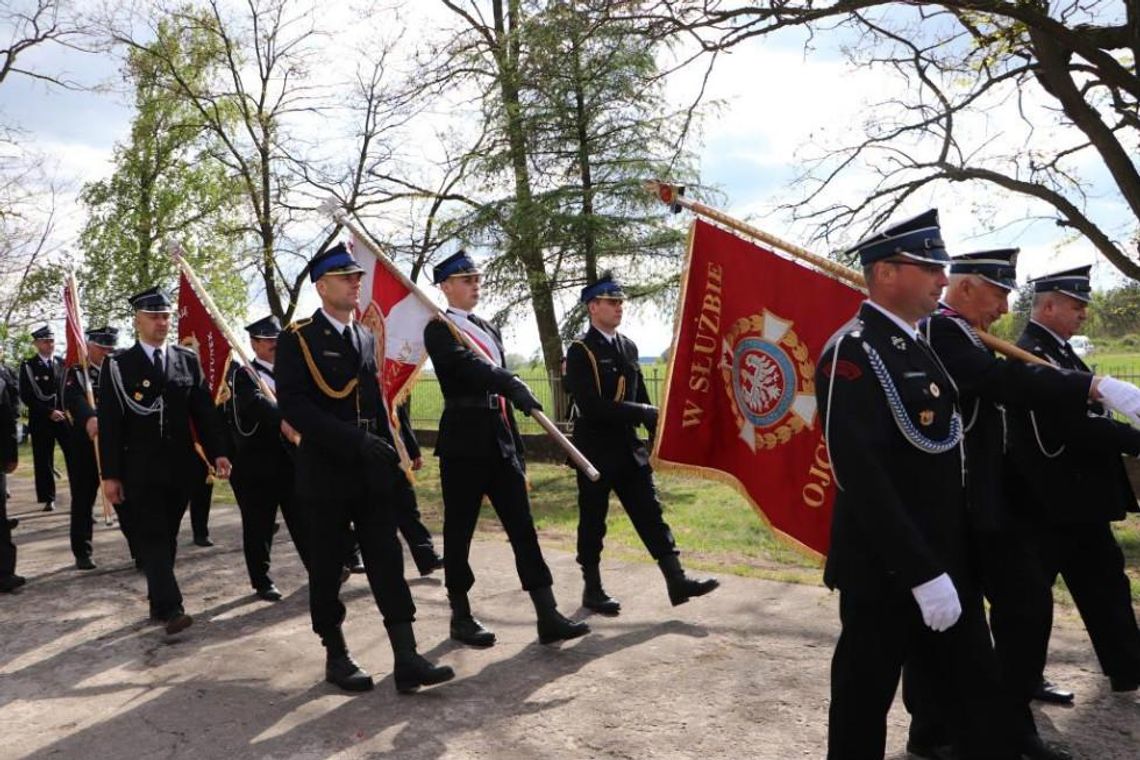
1084, 351, 1140, 378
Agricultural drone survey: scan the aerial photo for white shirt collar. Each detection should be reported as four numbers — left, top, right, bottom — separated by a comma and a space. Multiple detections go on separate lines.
37, 352, 53, 363
1029, 319, 1067, 347
447, 306, 471, 319
865, 299, 919, 340
139, 340, 164, 360
255, 359, 274, 373
591, 324, 617, 343
320, 308, 352, 334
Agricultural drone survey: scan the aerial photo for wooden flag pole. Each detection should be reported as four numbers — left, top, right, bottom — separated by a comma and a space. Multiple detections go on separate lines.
321, 200, 602, 482
66, 271, 113, 525
644, 180, 1049, 368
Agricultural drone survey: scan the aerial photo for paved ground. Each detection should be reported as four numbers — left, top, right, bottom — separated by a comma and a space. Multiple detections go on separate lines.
1, 474, 1137, 759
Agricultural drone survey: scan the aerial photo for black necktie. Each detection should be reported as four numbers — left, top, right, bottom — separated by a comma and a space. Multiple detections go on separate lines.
342, 326, 358, 359
153, 349, 164, 375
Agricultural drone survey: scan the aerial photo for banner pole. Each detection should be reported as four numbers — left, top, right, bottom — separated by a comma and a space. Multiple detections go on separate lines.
644, 180, 1049, 367
65, 272, 113, 526
320, 200, 601, 482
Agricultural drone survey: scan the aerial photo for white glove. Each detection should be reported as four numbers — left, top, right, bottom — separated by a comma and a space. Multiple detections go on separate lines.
911, 573, 962, 632
1097, 376, 1140, 419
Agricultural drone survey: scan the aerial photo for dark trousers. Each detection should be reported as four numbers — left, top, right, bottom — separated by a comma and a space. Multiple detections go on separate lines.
29, 417, 69, 503
114, 502, 140, 563
129, 481, 191, 619
906, 528, 1050, 745
439, 455, 553, 595
232, 468, 309, 591
576, 463, 676, 566
188, 479, 213, 540
395, 482, 439, 573
305, 490, 415, 642
830, 587, 1018, 760
1030, 521, 1140, 683
0, 474, 14, 578
65, 435, 98, 560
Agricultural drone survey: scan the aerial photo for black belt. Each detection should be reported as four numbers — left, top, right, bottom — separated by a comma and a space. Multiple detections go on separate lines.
445, 394, 503, 411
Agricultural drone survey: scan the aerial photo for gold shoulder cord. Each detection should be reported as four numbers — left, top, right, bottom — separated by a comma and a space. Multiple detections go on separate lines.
290, 321, 359, 400
570, 340, 624, 402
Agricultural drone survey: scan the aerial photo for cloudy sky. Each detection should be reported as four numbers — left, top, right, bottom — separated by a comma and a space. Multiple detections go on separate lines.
2, 1, 1126, 357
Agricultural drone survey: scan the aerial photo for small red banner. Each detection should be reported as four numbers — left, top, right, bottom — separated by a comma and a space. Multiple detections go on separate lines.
654, 220, 864, 556
176, 272, 233, 404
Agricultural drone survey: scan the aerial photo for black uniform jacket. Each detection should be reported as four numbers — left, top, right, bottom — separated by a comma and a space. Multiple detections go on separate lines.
818, 302, 970, 595
97, 343, 226, 490
564, 326, 652, 473
19, 354, 65, 421
423, 314, 525, 461
0, 371, 17, 464
276, 310, 396, 501
64, 362, 103, 447
1007, 321, 1140, 524
230, 360, 292, 484
921, 305, 1092, 532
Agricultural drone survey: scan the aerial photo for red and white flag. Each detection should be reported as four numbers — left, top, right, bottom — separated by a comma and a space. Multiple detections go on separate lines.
63, 274, 87, 367
177, 272, 233, 405
653, 219, 864, 557
348, 231, 435, 405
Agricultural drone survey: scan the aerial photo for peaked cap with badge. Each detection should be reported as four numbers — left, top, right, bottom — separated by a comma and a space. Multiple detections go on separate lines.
86, 325, 119, 349
580, 273, 626, 304
950, 249, 1019, 291
245, 315, 282, 340
431, 250, 482, 285
129, 287, 174, 314
1029, 265, 1092, 304
309, 242, 365, 283
846, 209, 950, 265
31, 325, 55, 341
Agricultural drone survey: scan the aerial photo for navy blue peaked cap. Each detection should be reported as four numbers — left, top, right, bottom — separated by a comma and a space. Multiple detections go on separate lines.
31, 325, 55, 340
950, 249, 1019, 291
129, 286, 173, 313
309, 242, 365, 282
580, 273, 626, 304
245, 315, 281, 339
85, 325, 119, 348
1030, 265, 1092, 303
845, 209, 949, 265
432, 250, 482, 285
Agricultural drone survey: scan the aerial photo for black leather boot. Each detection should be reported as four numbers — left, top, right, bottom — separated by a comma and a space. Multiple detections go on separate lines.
449, 592, 496, 647
323, 629, 373, 692
388, 622, 455, 694
658, 555, 719, 606
530, 586, 590, 644
581, 564, 620, 615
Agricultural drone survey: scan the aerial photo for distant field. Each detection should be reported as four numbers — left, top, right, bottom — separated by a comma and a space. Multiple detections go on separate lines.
1084, 351, 1140, 378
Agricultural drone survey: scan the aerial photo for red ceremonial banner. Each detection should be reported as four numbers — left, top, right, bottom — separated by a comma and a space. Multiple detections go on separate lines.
63, 277, 86, 367
653, 219, 865, 557
176, 272, 233, 404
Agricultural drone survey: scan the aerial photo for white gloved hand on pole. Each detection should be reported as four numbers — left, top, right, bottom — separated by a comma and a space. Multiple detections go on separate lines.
911, 573, 962, 632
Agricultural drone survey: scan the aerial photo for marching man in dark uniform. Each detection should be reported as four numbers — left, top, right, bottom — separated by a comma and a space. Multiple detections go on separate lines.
98, 287, 231, 636
424, 250, 588, 648
564, 273, 718, 614
19, 325, 70, 512
392, 403, 443, 576
1008, 266, 1140, 696
816, 210, 1017, 760
909, 250, 1118, 760
0, 360, 22, 593
62, 326, 119, 570
229, 315, 309, 602
276, 243, 453, 694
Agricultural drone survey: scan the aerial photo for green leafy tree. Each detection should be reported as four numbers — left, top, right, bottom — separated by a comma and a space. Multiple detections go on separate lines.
79, 14, 246, 325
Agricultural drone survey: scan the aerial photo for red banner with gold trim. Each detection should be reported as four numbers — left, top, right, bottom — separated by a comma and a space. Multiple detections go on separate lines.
653, 219, 864, 556
176, 272, 233, 405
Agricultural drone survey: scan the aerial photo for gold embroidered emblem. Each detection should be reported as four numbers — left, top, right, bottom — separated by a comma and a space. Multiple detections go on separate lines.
919, 409, 935, 426
134, 392, 144, 401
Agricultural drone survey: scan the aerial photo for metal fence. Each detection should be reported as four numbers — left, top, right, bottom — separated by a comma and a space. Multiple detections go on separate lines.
406, 367, 669, 434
